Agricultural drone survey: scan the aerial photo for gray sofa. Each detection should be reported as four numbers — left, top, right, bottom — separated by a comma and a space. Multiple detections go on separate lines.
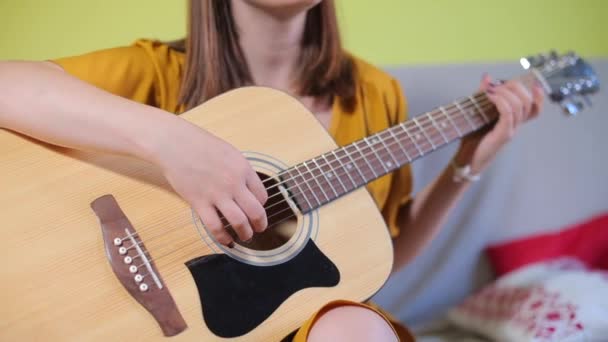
372, 59, 608, 337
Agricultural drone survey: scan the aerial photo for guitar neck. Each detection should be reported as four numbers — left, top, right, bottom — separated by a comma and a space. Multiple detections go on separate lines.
282, 73, 537, 213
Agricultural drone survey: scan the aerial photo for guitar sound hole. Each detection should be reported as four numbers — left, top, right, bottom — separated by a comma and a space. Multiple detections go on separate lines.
230, 172, 298, 251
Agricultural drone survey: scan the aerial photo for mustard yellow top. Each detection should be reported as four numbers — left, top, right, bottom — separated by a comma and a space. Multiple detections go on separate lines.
53, 39, 412, 237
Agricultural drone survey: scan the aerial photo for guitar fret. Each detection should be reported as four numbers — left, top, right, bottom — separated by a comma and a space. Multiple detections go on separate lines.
353, 141, 377, 179
440, 106, 462, 137
428, 112, 448, 143
400, 122, 423, 155
311, 158, 338, 199
287, 171, 313, 211
413, 117, 436, 150
330, 150, 357, 190
468, 96, 490, 123
342, 145, 368, 184
381, 131, 403, 165
387, 127, 411, 162
457, 101, 477, 130
303, 161, 330, 203
364, 137, 389, 173
375, 133, 400, 168
294, 165, 320, 209
322, 153, 348, 194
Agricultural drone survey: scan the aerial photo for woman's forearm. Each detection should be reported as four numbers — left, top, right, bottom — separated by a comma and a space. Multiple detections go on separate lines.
392, 151, 473, 271
0, 60, 270, 246
0, 60, 181, 163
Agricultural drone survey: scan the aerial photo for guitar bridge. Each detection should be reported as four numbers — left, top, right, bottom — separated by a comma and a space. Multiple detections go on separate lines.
91, 195, 187, 337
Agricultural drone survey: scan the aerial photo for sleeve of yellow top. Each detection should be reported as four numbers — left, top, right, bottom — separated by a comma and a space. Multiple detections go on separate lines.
50, 45, 158, 107
382, 78, 414, 238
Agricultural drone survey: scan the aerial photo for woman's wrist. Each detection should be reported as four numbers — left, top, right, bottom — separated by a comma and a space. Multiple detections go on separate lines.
450, 139, 486, 183
454, 137, 485, 174
133, 109, 189, 167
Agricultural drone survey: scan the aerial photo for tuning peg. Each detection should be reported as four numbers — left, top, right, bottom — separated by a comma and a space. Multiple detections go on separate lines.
549, 50, 559, 61
566, 51, 579, 64
520, 55, 547, 69
561, 98, 584, 116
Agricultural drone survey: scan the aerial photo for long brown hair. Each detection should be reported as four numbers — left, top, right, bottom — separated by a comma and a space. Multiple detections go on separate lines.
176, 0, 356, 111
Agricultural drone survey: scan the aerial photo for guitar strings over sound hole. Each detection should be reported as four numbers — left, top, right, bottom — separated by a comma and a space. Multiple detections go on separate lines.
228, 172, 298, 251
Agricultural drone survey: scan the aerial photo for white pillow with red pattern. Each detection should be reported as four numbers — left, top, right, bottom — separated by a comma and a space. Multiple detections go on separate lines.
447, 258, 608, 341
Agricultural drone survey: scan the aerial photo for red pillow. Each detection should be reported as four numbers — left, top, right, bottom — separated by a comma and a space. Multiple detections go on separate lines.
486, 213, 608, 276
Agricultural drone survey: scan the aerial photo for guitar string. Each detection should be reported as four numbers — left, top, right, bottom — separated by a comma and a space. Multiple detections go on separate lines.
125, 96, 495, 261
124, 94, 493, 252
236, 67, 542, 194
129, 98, 498, 268
249, 91, 489, 195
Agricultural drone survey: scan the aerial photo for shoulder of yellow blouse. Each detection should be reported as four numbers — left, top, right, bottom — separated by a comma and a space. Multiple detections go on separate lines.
350, 54, 400, 93
348, 54, 407, 125
132, 38, 185, 60
129, 39, 186, 113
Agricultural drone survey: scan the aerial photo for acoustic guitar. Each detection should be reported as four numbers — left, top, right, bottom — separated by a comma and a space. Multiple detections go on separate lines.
0, 52, 599, 341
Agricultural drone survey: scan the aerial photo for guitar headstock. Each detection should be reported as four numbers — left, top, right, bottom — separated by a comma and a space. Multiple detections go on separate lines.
520, 51, 600, 115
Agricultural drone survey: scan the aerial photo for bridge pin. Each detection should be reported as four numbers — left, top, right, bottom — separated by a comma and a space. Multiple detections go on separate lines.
139, 283, 149, 292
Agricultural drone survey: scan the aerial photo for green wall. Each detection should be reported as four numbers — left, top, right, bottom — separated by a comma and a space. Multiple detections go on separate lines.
1, 0, 606, 65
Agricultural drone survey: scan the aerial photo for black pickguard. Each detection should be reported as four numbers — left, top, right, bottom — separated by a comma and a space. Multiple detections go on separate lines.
186, 240, 340, 338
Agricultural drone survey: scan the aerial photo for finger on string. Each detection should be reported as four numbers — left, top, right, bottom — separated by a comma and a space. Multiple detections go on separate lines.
531, 81, 545, 117
195, 204, 234, 247
235, 190, 268, 233
246, 170, 268, 205
479, 73, 493, 91
492, 85, 524, 129
505, 80, 533, 120
216, 200, 253, 242
486, 92, 515, 142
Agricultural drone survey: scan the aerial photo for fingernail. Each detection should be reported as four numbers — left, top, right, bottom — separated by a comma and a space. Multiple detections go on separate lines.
486, 87, 496, 94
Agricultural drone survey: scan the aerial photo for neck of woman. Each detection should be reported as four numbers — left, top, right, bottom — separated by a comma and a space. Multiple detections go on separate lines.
231, 1, 307, 94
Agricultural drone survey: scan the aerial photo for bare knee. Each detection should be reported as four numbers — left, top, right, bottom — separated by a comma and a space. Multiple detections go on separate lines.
307, 306, 398, 342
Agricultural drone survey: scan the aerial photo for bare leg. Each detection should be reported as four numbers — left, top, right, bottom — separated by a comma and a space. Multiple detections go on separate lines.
307, 306, 399, 342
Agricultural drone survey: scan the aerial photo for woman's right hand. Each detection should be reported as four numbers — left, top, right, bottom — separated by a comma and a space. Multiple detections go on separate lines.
150, 120, 269, 247
0, 61, 268, 247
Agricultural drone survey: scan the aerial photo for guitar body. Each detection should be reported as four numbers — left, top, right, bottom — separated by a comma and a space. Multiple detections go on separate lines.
0, 87, 393, 341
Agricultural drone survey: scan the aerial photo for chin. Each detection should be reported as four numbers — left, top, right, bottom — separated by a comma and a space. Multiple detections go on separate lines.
241, 0, 323, 16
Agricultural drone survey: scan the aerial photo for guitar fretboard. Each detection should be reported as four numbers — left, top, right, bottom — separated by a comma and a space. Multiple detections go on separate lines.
281, 92, 499, 213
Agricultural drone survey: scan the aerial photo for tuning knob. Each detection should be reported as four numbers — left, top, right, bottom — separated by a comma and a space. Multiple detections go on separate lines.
521, 55, 546, 69
549, 50, 559, 61
566, 51, 579, 65
561, 98, 584, 116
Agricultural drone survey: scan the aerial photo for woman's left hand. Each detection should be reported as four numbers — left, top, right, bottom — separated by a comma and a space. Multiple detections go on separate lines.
454, 74, 545, 173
